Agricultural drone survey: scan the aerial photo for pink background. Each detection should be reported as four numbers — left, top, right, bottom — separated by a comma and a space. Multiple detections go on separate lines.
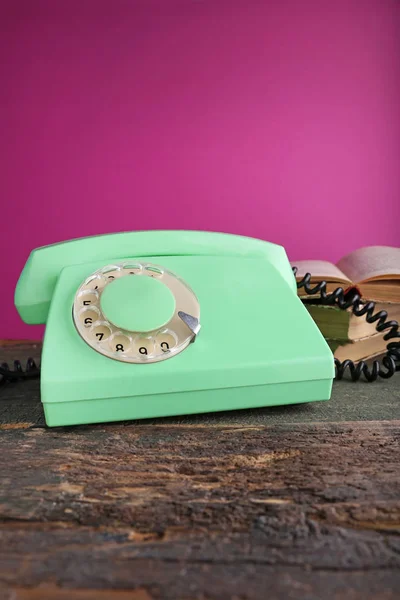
1, 0, 400, 340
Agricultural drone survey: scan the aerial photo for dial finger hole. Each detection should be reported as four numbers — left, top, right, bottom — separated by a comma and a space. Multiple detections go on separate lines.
109, 332, 132, 354
101, 265, 122, 281
144, 265, 163, 278
122, 262, 143, 275
78, 290, 99, 307
132, 336, 155, 357
84, 274, 107, 292
156, 330, 178, 353
89, 321, 112, 343
79, 307, 101, 328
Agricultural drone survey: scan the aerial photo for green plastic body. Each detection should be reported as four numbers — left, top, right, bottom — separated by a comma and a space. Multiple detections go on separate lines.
100, 275, 176, 332
15, 231, 334, 427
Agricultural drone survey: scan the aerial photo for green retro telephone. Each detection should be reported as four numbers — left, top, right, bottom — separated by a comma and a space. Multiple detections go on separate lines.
13, 231, 334, 427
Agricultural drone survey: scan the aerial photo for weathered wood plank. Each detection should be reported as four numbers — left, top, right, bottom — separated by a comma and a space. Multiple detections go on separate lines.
0, 570, 399, 600
1, 341, 399, 598
0, 421, 399, 599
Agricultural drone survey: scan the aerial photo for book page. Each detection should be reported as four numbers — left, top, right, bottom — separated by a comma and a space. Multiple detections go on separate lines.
290, 260, 351, 284
337, 246, 400, 284
330, 332, 387, 363
359, 281, 400, 303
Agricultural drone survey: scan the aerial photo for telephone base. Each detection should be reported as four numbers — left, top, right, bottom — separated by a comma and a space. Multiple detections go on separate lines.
39, 253, 334, 427
43, 379, 332, 427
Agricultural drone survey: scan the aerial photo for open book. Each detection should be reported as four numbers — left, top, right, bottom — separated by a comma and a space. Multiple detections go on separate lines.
292, 246, 400, 302
305, 302, 400, 342
328, 332, 387, 363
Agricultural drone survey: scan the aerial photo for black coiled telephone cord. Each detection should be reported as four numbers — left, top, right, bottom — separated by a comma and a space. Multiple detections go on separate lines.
1, 269, 399, 385
293, 267, 400, 382
0, 356, 40, 384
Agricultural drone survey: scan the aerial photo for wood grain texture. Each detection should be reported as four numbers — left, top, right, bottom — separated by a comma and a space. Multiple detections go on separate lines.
0, 341, 399, 599
0, 421, 400, 599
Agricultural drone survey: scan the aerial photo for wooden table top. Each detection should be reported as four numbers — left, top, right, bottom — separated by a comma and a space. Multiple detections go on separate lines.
0, 341, 399, 600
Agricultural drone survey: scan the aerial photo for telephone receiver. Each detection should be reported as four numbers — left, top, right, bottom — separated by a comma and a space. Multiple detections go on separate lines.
15, 231, 334, 427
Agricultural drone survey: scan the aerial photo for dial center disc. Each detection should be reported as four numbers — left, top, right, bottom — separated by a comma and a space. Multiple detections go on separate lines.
100, 274, 176, 332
